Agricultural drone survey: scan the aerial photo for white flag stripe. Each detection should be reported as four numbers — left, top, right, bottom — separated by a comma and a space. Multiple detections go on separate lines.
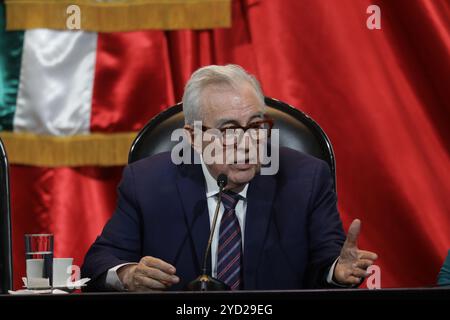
14, 29, 97, 135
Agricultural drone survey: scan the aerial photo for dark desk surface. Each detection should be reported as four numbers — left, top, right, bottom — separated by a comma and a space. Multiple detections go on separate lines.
1, 287, 449, 301
1, 287, 448, 316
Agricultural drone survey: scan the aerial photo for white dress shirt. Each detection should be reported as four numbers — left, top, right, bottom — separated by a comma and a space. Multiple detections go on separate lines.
105, 157, 341, 290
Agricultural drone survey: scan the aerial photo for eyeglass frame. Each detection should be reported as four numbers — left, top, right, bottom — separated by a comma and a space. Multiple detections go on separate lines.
186, 116, 274, 146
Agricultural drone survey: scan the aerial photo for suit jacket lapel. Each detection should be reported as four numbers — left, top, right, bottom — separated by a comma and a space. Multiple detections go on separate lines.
176, 162, 211, 276
244, 172, 277, 289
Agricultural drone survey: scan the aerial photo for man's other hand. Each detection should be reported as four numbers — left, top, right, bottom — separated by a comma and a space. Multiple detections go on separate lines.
334, 219, 378, 285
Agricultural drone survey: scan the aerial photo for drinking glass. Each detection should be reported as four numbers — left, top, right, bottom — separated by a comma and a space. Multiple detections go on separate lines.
25, 234, 54, 288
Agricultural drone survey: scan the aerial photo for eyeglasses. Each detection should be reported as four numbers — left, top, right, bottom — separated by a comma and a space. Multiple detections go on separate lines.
188, 116, 274, 146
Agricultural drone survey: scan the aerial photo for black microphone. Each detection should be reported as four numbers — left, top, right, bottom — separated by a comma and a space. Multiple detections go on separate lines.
186, 174, 230, 291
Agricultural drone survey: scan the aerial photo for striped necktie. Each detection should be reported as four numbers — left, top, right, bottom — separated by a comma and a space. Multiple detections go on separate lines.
217, 190, 243, 290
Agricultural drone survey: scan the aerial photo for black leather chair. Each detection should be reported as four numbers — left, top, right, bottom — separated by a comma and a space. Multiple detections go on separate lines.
129, 97, 336, 191
0, 137, 12, 294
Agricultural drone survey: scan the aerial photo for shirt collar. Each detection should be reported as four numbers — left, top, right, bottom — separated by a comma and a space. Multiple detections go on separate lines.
200, 155, 249, 200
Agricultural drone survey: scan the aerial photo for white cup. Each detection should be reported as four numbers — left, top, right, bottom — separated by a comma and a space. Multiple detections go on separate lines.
53, 258, 74, 287
26, 258, 74, 288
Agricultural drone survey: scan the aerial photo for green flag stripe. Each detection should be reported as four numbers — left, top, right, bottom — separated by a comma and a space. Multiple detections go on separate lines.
0, 3, 24, 131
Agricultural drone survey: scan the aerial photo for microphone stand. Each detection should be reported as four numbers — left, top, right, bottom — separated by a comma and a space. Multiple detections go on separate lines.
186, 174, 230, 291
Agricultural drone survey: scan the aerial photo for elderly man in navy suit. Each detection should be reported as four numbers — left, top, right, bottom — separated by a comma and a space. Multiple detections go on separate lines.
82, 64, 378, 291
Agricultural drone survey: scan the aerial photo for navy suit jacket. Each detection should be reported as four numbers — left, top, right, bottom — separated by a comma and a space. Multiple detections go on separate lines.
81, 147, 346, 291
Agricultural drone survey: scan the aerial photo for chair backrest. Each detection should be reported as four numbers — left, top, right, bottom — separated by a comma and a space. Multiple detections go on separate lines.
129, 97, 336, 191
0, 137, 12, 293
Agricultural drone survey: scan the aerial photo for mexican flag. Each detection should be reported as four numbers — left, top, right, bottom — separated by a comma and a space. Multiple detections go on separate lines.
0, 0, 230, 167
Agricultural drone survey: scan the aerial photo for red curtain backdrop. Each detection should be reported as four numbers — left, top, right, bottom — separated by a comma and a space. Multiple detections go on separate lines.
11, 0, 450, 289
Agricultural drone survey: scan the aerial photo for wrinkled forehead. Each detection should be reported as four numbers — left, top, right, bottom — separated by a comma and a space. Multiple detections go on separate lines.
200, 82, 265, 124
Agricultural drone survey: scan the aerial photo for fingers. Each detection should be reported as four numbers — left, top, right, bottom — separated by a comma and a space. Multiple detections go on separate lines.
141, 256, 177, 275
358, 250, 378, 261
344, 219, 361, 248
354, 259, 374, 270
351, 267, 370, 278
345, 275, 363, 285
341, 266, 369, 285
136, 263, 180, 285
351, 258, 378, 280
132, 256, 180, 291
351, 254, 377, 280
334, 254, 378, 285
134, 275, 167, 291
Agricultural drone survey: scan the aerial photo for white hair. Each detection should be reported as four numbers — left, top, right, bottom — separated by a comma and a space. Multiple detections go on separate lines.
182, 64, 265, 124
